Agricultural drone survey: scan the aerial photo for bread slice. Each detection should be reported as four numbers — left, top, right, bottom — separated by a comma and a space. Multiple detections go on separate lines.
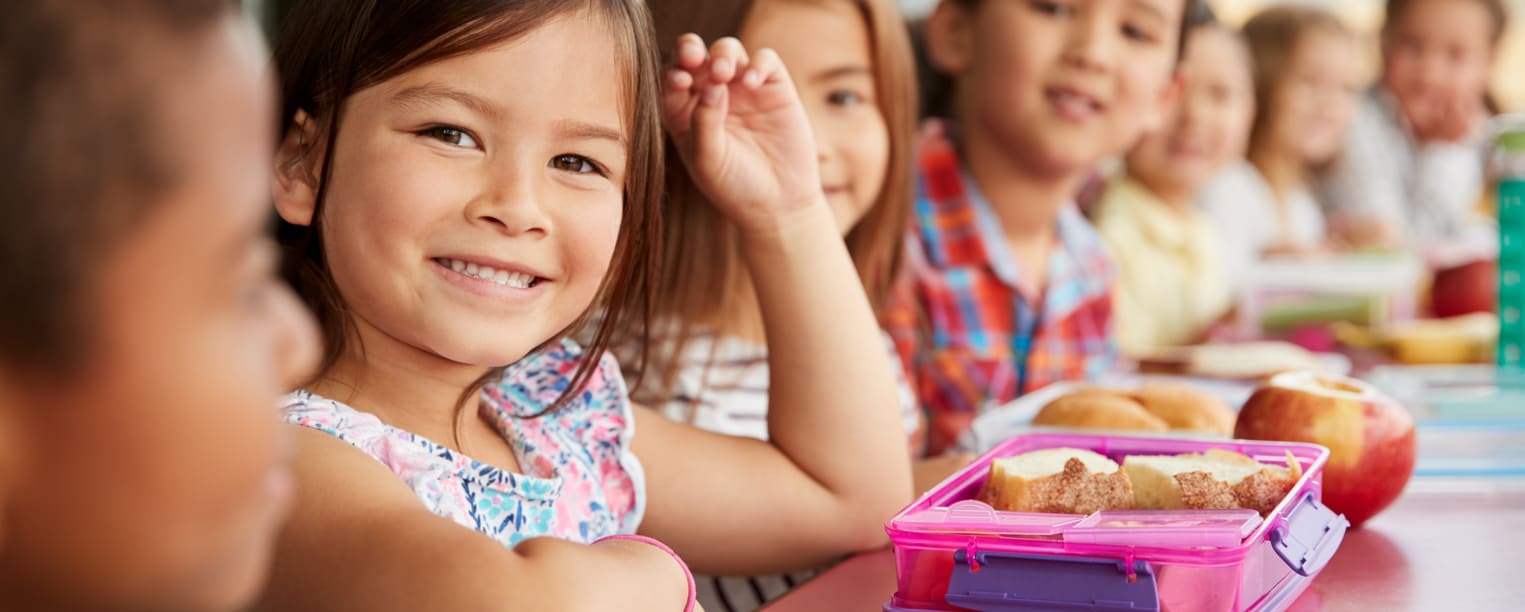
978, 448, 1135, 514
1123, 450, 1302, 515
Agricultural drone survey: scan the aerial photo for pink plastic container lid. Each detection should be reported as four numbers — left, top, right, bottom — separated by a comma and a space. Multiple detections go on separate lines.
888, 432, 1334, 566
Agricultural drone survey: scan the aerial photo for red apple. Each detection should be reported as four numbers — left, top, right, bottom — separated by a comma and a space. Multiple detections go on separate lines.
1234, 371, 1416, 528
1431, 258, 1496, 318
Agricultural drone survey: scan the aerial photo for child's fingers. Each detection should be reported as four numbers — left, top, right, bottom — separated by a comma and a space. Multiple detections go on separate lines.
691, 83, 729, 169
707, 37, 748, 85
741, 47, 784, 90
661, 68, 698, 134
675, 33, 707, 71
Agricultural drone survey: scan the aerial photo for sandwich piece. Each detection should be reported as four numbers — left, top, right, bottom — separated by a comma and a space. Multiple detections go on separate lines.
1123, 449, 1302, 515
978, 448, 1135, 514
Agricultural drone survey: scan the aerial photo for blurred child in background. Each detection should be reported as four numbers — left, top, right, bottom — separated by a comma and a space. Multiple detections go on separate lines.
1321, 0, 1507, 256
642, 0, 927, 471
0, 1, 320, 609
889, 0, 1197, 454
1201, 6, 1362, 283
1093, 6, 1255, 356
643, 1, 949, 607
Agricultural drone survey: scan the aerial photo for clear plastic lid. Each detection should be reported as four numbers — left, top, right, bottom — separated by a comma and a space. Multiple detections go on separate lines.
1064, 509, 1263, 548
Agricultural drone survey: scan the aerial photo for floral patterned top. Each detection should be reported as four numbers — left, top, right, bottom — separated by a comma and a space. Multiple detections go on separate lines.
283, 340, 646, 548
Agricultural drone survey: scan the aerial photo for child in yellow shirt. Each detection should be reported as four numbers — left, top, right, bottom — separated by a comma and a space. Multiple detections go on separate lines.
1094, 12, 1254, 355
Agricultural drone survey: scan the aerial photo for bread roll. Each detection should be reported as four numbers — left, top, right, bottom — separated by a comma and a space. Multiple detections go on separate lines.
1130, 383, 1235, 436
1033, 391, 1169, 432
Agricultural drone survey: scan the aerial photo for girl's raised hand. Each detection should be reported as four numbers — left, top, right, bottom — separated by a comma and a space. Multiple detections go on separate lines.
662, 34, 824, 236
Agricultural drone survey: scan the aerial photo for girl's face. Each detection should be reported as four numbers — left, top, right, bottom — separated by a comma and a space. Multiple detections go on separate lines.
2, 17, 319, 611
741, 0, 889, 234
932, 0, 1184, 175
279, 15, 627, 369
1128, 27, 1255, 195
1383, 0, 1495, 116
1266, 29, 1361, 167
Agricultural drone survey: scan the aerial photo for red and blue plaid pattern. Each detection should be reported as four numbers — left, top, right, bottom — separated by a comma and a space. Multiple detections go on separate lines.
885, 121, 1118, 454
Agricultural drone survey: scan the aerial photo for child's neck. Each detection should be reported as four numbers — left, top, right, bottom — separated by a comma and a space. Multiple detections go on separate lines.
1133, 173, 1196, 216
961, 126, 1079, 297
310, 319, 493, 448
1248, 145, 1307, 206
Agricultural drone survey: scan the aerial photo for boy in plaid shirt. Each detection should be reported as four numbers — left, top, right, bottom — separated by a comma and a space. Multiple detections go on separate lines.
891, 0, 1207, 453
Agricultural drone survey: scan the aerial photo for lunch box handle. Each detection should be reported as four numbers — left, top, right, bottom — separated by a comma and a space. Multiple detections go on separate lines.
1270, 492, 1349, 577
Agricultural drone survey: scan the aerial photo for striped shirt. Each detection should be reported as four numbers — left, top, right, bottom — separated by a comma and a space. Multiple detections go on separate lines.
656, 332, 921, 442
884, 120, 1118, 455
650, 331, 919, 612
1320, 88, 1494, 253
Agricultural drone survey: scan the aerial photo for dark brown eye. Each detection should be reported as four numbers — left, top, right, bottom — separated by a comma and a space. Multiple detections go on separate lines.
550, 154, 602, 176
419, 126, 478, 148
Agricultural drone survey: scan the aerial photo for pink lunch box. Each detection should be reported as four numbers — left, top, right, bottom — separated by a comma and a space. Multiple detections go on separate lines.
884, 433, 1349, 612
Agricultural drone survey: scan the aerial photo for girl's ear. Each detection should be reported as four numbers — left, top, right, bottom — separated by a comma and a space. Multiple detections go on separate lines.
1141, 72, 1186, 135
925, 1, 975, 76
273, 110, 323, 227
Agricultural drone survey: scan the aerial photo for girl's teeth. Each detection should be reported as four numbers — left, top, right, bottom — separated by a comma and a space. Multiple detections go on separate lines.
441, 258, 535, 289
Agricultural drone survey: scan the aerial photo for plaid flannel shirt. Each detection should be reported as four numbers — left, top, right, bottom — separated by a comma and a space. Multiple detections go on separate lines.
885, 121, 1118, 454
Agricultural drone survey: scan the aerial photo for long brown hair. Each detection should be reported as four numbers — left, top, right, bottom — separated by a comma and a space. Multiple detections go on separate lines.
273, 0, 663, 413
1242, 6, 1355, 163
637, 0, 918, 402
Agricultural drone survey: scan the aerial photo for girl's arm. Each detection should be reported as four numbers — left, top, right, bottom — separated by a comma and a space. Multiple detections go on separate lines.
634, 35, 911, 576
256, 427, 693, 611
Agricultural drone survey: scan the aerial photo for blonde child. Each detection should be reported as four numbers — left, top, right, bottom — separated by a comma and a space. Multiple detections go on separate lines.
260, 0, 911, 609
1322, 0, 1506, 254
888, 0, 1193, 454
1201, 6, 1362, 282
1094, 10, 1256, 356
0, 1, 320, 610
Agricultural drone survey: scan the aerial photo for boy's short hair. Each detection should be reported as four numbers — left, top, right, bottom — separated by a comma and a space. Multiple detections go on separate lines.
946, 0, 1212, 60
0, 0, 236, 372
1384, 0, 1508, 43
916, 0, 1212, 119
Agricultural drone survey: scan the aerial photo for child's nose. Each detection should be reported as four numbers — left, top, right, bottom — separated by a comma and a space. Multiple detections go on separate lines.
469, 170, 551, 237
1062, 12, 1118, 73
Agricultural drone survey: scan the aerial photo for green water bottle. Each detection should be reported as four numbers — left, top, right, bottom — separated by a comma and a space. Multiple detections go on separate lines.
1495, 116, 1525, 366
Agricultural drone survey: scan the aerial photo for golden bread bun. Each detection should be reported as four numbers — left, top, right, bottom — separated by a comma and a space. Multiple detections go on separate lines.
1129, 383, 1236, 436
1032, 391, 1169, 432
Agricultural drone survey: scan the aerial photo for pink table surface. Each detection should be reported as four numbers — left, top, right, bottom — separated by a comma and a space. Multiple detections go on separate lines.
764, 480, 1525, 611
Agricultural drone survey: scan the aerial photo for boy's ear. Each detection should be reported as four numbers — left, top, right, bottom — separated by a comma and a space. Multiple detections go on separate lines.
926, 1, 975, 76
1140, 72, 1187, 134
273, 110, 323, 228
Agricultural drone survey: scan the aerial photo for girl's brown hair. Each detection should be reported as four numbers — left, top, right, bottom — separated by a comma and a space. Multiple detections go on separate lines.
637, 0, 918, 402
1242, 5, 1355, 161
273, 0, 663, 413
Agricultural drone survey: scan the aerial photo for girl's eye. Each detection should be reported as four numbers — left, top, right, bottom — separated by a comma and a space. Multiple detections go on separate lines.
1030, 1, 1073, 17
1122, 24, 1157, 44
1037, 0, 1073, 17
828, 90, 865, 107
419, 126, 479, 149
549, 154, 603, 176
